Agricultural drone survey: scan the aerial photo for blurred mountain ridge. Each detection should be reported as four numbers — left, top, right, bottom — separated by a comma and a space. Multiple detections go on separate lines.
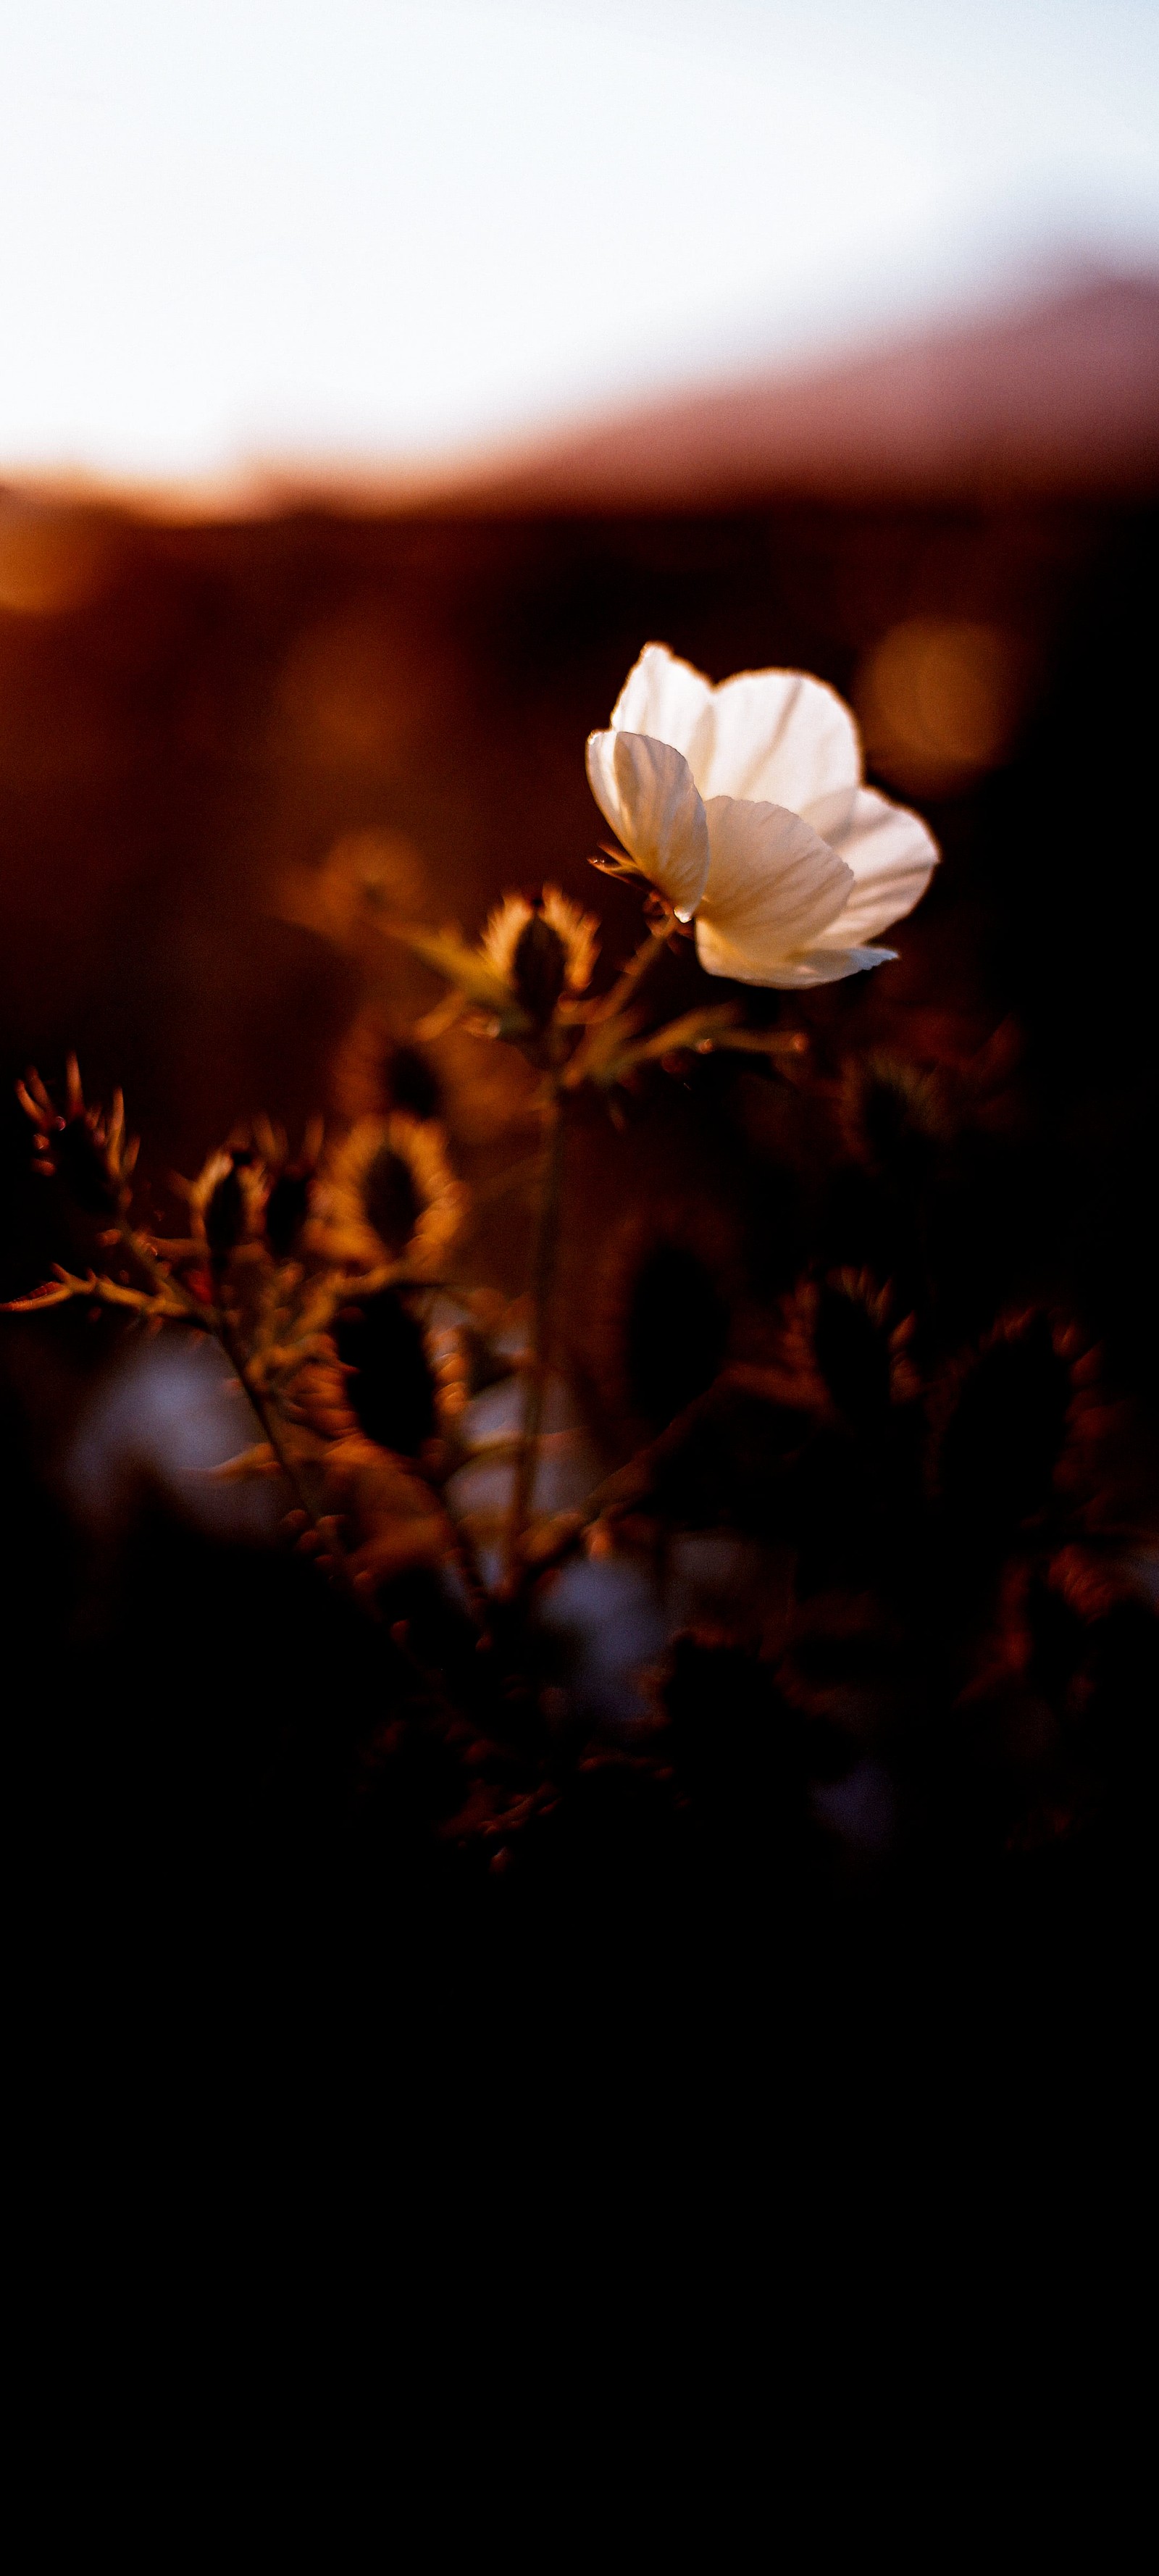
225, 270, 1159, 519
7, 271, 1157, 520
415, 271, 1159, 512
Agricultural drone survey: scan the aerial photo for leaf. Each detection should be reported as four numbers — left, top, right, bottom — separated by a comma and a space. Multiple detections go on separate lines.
413, 990, 469, 1040
564, 1005, 645, 1089
385, 921, 528, 1024
577, 1003, 741, 1087
617, 1004, 741, 1066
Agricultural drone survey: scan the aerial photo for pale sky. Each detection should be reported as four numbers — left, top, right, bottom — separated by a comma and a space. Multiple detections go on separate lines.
1, 0, 1157, 480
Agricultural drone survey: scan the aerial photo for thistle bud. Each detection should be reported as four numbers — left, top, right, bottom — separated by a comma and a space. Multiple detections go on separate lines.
934, 1310, 1073, 1534
479, 885, 598, 1029
204, 1159, 249, 1260
361, 1144, 422, 1258
17, 1061, 131, 1218
840, 1050, 949, 1181
265, 1163, 313, 1261
334, 1289, 438, 1458
593, 1206, 734, 1434
511, 898, 569, 1030
813, 1274, 893, 1428
54, 1116, 122, 1216
385, 1045, 443, 1124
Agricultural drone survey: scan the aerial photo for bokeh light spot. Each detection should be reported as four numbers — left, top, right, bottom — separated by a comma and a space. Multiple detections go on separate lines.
856, 615, 1030, 793
0, 503, 114, 616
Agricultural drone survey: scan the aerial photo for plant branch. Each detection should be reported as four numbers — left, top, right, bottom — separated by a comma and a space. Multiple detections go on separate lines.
592, 924, 671, 1023
503, 1083, 565, 1589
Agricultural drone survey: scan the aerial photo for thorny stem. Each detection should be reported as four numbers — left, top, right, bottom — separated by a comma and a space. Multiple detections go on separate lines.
214, 1306, 315, 1516
120, 1216, 486, 1631
117, 1218, 214, 1325
427, 1481, 490, 1634
504, 1080, 565, 1589
114, 1216, 332, 1537
509, 1360, 803, 1587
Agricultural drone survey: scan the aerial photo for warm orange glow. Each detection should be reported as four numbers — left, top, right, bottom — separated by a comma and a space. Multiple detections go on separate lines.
856, 616, 1030, 795
273, 609, 440, 765
275, 827, 430, 949
0, 504, 114, 616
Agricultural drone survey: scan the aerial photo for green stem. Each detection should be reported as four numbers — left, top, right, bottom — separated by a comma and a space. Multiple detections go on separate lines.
505, 1083, 565, 1587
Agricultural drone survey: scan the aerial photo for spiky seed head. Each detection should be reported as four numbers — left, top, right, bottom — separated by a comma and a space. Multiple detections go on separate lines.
332, 1290, 438, 1458
17, 1060, 135, 1216
361, 1143, 422, 1257
385, 1045, 443, 1124
185, 1147, 265, 1260
204, 1163, 248, 1258
54, 1116, 122, 1216
480, 885, 598, 1026
591, 1203, 735, 1436
933, 1310, 1075, 1533
840, 1050, 950, 1178
813, 1271, 895, 1426
320, 1113, 464, 1276
264, 1165, 314, 1260
512, 905, 569, 1028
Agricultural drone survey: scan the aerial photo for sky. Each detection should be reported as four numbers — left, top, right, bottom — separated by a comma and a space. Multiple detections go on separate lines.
1, 0, 1158, 482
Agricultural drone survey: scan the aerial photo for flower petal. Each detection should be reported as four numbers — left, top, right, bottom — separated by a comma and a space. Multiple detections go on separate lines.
803, 787, 939, 948
695, 670, 862, 809
761, 945, 898, 987
694, 798, 853, 984
585, 729, 710, 917
608, 642, 715, 767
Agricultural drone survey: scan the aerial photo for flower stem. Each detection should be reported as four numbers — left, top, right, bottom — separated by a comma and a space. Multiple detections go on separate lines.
505, 1082, 565, 1588
595, 925, 670, 1021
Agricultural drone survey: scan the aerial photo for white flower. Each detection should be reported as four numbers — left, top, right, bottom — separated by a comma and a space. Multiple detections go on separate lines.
586, 643, 938, 987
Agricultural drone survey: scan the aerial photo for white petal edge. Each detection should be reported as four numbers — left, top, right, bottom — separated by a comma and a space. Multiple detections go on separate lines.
695, 669, 863, 811
693, 940, 897, 990
608, 643, 714, 769
693, 796, 853, 983
803, 787, 938, 948
585, 729, 710, 918
782, 945, 898, 987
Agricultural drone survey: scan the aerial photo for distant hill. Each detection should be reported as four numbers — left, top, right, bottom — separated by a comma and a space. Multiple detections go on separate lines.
9, 271, 1157, 520
397, 272, 1159, 511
